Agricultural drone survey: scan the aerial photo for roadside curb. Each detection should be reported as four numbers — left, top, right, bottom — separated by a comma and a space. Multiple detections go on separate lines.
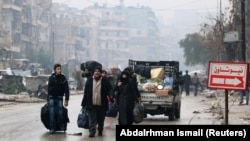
0, 90, 83, 106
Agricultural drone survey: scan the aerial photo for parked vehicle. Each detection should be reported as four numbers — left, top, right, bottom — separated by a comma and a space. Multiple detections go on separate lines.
68, 79, 77, 90
128, 59, 183, 121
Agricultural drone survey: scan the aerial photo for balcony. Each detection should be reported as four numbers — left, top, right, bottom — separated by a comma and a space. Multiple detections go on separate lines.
2, 4, 22, 12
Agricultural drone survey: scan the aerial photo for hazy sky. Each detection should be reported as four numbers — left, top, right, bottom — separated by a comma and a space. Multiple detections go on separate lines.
53, 0, 231, 24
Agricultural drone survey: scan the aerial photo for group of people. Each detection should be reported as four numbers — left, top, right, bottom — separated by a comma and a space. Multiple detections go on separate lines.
46, 63, 141, 137
181, 70, 249, 105
181, 70, 200, 96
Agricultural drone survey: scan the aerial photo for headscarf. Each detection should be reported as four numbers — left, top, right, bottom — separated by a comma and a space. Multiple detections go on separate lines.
124, 66, 134, 75
120, 70, 130, 84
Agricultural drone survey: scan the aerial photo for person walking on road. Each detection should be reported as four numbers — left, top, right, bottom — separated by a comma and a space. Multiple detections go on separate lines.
183, 70, 191, 96
47, 63, 70, 134
108, 67, 120, 91
239, 90, 249, 105
191, 72, 200, 96
114, 70, 140, 125
101, 70, 114, 97
81, 66, 111, 137
239, 79, 250, 105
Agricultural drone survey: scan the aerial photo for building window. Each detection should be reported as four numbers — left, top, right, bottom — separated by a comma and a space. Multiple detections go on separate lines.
116, 31, 120, 37
117, 22, 121, 27
117, 43, 120, 48
105, 42, 108, 48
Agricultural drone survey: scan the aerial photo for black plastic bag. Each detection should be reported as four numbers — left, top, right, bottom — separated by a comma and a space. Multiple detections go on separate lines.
133, 101, 144, 123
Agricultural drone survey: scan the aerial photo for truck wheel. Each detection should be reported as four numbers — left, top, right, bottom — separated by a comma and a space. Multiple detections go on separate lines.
175, 102, 181, 119
168, 107, 175, 121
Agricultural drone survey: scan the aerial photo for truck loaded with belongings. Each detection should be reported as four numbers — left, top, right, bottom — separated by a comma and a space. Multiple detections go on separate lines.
128, 59, 183, 121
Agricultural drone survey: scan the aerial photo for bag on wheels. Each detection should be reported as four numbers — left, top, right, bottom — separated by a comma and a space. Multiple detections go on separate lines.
40, 103, 70, 131
40, 104, 50, 129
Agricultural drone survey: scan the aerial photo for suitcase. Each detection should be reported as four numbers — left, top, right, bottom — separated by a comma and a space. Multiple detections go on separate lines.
40, 104, 70, 131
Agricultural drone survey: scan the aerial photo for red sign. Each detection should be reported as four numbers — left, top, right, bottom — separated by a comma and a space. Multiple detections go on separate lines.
208, 61, 249, 90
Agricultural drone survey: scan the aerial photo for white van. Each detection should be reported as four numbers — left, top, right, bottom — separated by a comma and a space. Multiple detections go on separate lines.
0, 68, 14, 79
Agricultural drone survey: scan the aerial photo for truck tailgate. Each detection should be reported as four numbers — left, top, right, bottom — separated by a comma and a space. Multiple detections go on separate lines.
140, 92, 175, 109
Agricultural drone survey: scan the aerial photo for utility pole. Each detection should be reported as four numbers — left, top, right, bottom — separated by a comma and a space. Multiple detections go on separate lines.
242, 0, 246, 62
219, 0, 222, 61
52, 32, 55, 64
219, 0, 229, 125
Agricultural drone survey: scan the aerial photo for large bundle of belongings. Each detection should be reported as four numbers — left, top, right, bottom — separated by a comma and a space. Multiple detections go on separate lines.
80, 60, 102, 72
135, 65, 165, 92
80, 60, 102, 77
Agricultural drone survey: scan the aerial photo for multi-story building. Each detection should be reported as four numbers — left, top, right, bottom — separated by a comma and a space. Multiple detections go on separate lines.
83, 3, 160, 69
125, 6, 160, 61
1, 0, 23, 55
0, 1, 161, 71
0, 0, 52, 65
86, 4, 129, 68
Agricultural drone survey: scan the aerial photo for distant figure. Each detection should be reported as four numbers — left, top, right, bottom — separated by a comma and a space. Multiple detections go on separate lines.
179, 71, 184, 93
107, 67, 120, 98
163, 73, 174, 89
239, 77, 250, 105
102, 69, 114, 99
239, 90, 249, 105
191, 72, 200, 96
182, 70, 191, 96
107, 67, 119, 90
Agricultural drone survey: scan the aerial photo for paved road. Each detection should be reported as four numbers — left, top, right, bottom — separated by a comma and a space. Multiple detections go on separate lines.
0, 89, 249, 141
0, 90, 249, 141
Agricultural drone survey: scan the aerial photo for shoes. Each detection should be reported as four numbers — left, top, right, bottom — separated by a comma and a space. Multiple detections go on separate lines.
98, 131, 103, 136
49, 130, 55, 134
89, 133, 95, 137
60, 127, 66, 131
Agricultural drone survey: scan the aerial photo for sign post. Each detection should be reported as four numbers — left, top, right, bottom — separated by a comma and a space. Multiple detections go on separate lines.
207, 61, 249, 125
223, 31, 239, 43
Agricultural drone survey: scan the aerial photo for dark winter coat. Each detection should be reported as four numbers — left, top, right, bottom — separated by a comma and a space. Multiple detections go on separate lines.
48, 73, 70, 101
183, 74, 191, 86
114, 70, 140, 125
81, 77, 110, 111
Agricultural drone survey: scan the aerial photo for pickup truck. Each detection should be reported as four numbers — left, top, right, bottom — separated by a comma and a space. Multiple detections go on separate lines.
128, 59, 183, 121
